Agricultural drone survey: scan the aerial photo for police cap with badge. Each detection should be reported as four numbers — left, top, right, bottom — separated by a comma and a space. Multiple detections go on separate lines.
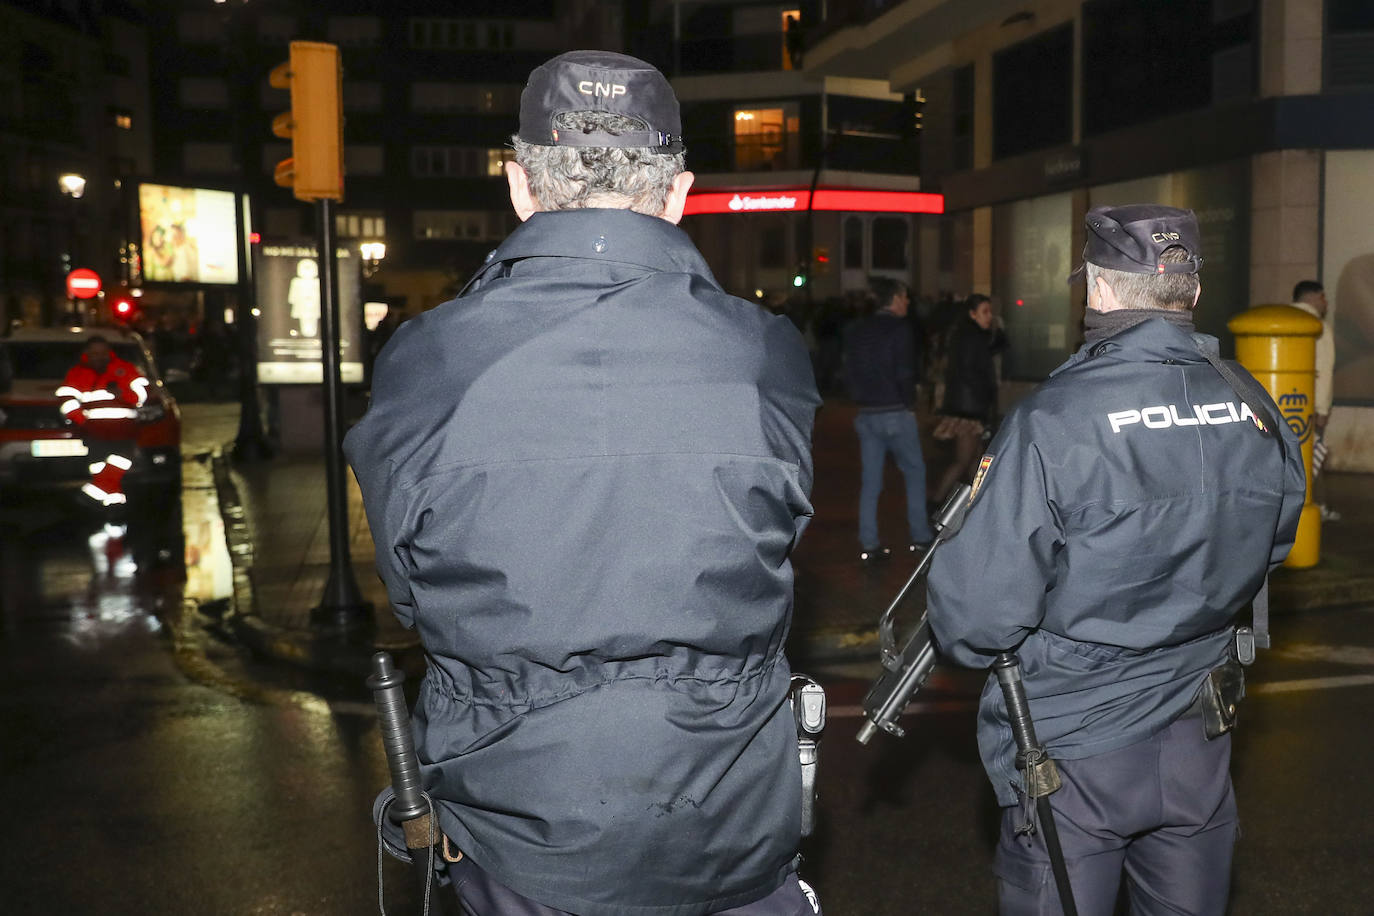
518, 50, 685, 154
1068, 204, 1204, 284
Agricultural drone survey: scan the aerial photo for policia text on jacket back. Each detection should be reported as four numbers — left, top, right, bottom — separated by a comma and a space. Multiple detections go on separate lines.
927, 205, 1306, 915
345, 51, 823, 916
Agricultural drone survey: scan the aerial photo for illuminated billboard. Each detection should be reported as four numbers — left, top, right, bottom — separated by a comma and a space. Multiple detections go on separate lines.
138, 184, 239, 285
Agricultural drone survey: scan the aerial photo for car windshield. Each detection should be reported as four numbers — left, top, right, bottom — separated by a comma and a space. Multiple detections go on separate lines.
1, 341, 149, 381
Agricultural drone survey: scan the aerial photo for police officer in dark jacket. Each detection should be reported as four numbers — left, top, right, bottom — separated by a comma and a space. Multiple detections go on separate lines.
843, 277, 934, 561
927, 206, 1306, 915
345, 52, 822, 916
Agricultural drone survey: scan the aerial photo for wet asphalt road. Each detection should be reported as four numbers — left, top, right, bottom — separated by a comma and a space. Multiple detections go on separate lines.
2, 403, 1373, 915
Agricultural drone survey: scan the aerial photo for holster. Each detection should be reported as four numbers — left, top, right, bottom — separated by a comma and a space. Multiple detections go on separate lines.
1199, 658, 1245, 740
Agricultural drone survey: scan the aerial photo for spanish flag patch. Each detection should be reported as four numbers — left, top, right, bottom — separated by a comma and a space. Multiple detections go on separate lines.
970, 454, 994, 503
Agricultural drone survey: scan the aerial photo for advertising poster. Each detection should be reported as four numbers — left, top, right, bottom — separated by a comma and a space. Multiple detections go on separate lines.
138, 184, 239, 285
254, 241, 363, 384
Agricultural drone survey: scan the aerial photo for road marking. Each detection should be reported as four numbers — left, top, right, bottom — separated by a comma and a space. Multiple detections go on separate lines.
1252, 673, 1374, 695
1274, 643, 1374, 666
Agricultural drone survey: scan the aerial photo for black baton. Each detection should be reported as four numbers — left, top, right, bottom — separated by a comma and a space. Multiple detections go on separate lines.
993, 653, 1077, 916
368, 652, 453, 916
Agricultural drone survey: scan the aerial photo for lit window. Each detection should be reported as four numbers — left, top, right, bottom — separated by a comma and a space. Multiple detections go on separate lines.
114, 112, 133, 130
486, 148, 515, 176
733, 107, 798, 171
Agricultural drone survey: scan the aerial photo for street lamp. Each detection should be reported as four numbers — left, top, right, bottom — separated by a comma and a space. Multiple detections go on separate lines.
58, 173, 87, 324
58, 173, 87, 199
360, 240, 386, 279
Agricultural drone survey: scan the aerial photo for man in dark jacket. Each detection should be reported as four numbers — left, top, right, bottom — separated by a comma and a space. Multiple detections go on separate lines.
927, 206, 1306, 914
843, 276, 934, 561
345, 51, 821, 916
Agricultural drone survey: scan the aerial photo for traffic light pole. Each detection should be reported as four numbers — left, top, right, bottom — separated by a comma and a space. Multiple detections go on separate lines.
311, 197, 372, 631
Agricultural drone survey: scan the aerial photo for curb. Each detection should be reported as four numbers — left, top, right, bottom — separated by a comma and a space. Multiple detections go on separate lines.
203, 449, 1369, 679
209, 450, 422, 679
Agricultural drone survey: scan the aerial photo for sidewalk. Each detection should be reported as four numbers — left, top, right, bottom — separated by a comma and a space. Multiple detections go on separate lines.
209, 399, 1374, 677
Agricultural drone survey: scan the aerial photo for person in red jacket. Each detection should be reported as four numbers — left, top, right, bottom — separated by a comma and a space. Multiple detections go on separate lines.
56, 335, 149, 507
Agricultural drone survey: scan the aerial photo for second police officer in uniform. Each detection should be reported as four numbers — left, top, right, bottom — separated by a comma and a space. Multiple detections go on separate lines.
927, 206, 1307, 914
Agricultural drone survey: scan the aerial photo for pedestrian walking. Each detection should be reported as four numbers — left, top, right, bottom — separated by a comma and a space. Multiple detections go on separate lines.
345, 50, 822, 916
931, 293, 1006, 502
1291, 279, 1339, 520
842, 276, 934, 562
927, 205, 1307, 915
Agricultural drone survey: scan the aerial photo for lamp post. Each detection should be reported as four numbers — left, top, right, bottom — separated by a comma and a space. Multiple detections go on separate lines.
58, 173, 87, 326
360, 240, 386, 279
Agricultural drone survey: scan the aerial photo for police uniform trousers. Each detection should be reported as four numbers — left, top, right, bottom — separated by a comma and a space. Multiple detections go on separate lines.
447, 854, 821, 916
995, 707, 1237, 916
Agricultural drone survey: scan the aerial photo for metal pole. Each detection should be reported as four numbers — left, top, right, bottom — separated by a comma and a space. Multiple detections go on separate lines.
232, 190, 271, 461
312, 197, 371, 630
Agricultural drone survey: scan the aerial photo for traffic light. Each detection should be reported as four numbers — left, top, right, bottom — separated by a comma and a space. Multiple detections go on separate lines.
813, 246, 830, 276
792, 264, 807, 288
108, 288, 138, 325
270, 41, 344, 202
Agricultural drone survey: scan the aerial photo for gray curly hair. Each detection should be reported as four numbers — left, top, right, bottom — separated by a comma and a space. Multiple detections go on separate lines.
511, 111, 686, 216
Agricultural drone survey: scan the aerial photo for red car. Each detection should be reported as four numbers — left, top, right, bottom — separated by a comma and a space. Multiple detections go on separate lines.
0, 326, 182, 495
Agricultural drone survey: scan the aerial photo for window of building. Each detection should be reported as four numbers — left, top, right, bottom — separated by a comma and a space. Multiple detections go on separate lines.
344, 81, 383, 112
177, 11, 221, 44
410, 18, 517, 50
183, 142, 236, 174
411, 146, 513, 177
871, 218, 909, 270
992, 25, 1072, 160
410, 82, 521, 113
759, 217, 787, 268
781, 9, 802, 70
110, 108, 133, 130
1327, 0, 1374, 88
346, 145, 385, 176
105, 52, 132, 77
180, 77, 229, 109
952, 64, 975, 171
336, 211, 386, 239
843, 216, 864, 270
261, 142, 290, 175
732, 105, 800, 171
327, 16, 381, 47
257, 15, 297, 44
263, 207, 303, 238
414, 210, 514, 241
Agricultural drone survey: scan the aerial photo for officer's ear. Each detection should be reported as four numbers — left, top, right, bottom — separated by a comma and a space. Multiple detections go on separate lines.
659, 171, 696, 225
1092, 275, 1124, 313
505, 161, 539, 222
1192, 282, 1202, 310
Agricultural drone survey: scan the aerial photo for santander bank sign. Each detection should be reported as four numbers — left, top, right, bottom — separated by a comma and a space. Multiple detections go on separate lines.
684, 187, 943, 216
727, 193, 800, 211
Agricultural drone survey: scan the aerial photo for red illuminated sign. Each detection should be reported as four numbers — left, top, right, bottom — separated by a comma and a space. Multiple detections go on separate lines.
65, 268, 102, 299
684, 188, 944, 216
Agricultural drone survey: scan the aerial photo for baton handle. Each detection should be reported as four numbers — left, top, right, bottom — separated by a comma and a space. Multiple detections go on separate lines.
993, 653, 1040, 753
367, 652, 429, 825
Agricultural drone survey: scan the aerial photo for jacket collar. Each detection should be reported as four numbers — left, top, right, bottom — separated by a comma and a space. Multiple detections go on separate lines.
466, 208, 721, 292
1051, 316, 1220, 377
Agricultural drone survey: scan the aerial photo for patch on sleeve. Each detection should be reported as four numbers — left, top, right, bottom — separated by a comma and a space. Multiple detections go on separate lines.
970, 454, 994, 502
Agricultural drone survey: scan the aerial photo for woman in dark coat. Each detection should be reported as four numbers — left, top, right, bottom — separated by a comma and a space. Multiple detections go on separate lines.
933, 294, 1006, 500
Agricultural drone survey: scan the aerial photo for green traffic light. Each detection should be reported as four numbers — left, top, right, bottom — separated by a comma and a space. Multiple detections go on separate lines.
793, 274, 805, 288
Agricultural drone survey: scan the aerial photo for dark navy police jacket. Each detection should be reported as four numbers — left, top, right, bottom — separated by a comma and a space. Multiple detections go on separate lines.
344, 208, 820, 915
927, 318, 1306, 806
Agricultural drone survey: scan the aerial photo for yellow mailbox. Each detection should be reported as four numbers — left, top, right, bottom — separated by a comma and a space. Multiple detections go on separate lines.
1226, 305, 1324, 568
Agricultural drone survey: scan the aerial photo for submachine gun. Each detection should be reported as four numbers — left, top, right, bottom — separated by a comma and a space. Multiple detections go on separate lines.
856, 483, 971, 746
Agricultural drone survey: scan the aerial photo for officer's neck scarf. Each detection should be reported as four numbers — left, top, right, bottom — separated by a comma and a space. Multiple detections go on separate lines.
1082, 307, 1194, 344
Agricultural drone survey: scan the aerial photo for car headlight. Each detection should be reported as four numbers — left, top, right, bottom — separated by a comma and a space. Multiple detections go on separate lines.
137, 401, 167, 422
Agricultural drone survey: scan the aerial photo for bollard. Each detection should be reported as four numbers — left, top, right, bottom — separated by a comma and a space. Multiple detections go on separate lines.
1227, 305, 1324, 568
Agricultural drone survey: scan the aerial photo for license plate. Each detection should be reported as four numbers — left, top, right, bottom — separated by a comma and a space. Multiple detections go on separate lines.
30, 439, 89, 458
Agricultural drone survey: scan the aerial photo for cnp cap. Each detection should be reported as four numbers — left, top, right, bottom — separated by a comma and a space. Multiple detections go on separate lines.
1068, 205, 1204, 284
517, 50, 684, 154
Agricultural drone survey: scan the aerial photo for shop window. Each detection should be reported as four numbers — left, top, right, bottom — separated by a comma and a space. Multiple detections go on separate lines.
759, 219, 786, 268
843, 217, 864, 270
733, 106, 799, 171
871, 218, 909, 270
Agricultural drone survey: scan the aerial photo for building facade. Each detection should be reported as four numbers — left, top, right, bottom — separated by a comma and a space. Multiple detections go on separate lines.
806, 0, 1374, 466
0, 0, 153, 328
145, 0, 622, 320
629, 1, 934, 307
